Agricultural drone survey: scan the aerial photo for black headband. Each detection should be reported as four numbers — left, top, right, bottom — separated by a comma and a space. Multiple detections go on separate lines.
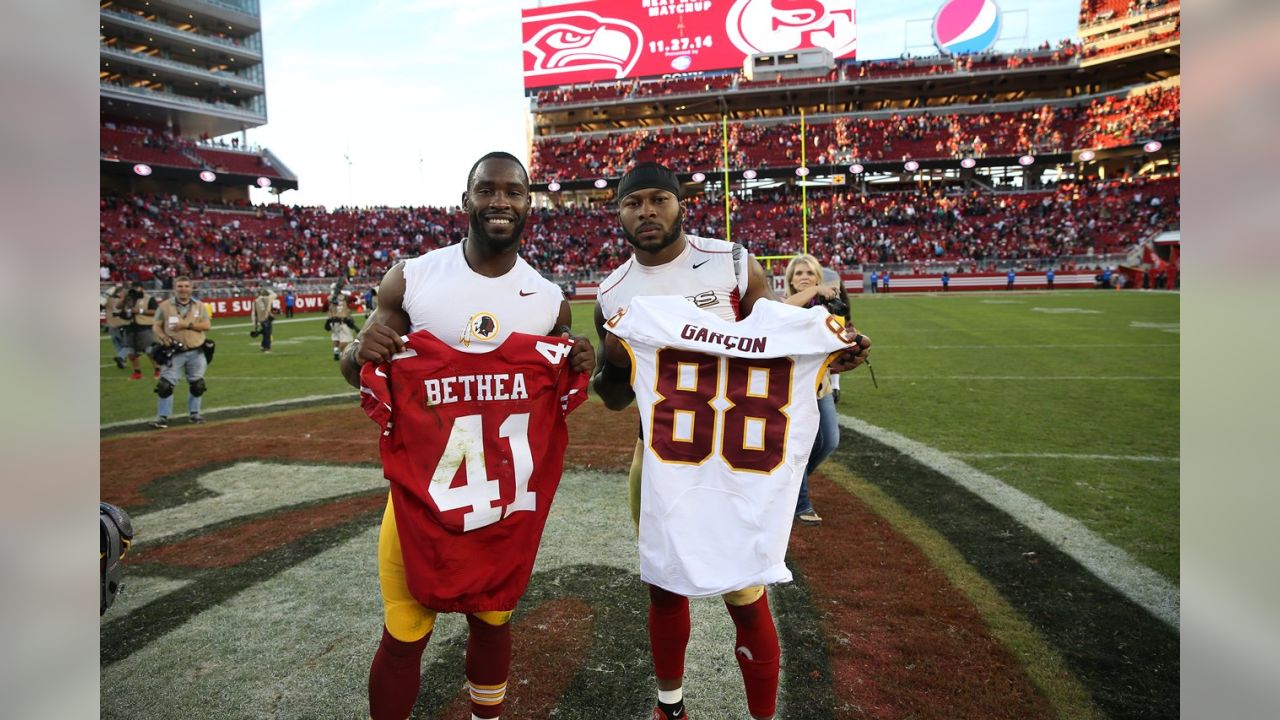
617, 162, 680, 201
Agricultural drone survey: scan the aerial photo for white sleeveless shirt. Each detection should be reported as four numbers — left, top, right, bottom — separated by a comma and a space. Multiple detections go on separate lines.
605, 295, 855, 597
597, 235, 749, 323
401, 242, 563, 352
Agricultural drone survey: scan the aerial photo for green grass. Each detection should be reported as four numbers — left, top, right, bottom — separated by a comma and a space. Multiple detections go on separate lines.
102, 292, 1179, 580
819, 290, 1180, 580
100, 312, 357, 424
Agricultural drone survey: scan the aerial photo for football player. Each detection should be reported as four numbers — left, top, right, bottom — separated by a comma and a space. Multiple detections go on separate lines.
592, 162, 870, 720
339, 151, 594, 720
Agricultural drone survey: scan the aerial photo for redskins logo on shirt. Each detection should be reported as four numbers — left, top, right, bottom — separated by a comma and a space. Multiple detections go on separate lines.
461, 311, 500, 347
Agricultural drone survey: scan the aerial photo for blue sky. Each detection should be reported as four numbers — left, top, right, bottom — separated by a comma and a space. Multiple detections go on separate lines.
246, 0, 1079, 209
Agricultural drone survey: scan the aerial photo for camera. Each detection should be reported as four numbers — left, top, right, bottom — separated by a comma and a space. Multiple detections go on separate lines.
822, 295, 849, 318
249, 323, 262, 338
147, 341, 184, 366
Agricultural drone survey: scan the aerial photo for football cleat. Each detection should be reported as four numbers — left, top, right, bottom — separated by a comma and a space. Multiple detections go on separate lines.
130, 370, 143, 381
189, 413, 206, 424
114, 357, 126, 369
150, 416, 168, 429
652, 706, 689, 720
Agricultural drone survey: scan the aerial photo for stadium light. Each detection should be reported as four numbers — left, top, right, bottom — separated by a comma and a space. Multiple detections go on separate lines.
1018, 155, 1035, 166
547, 181, 561, 192
795, 167, 810, 177
960, 157, 977, 169
849, 163, 864, 174
256, 177, 272, 188
691, 172, 706, 183
593, 178, 608, 189
1078, 149, 1096, 162
742, 169, 758, 180
133, 163, 152, 176
1143, 140, 1163, 153
904, 160, 920, 172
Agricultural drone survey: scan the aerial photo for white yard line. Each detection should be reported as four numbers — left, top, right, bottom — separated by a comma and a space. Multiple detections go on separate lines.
99, 316, 328, 341
954, 452, 1179, 463
837, 414, 1180, 628
183, 376, 349, 381
876, 375, 1178, 381
100, 391, 357, 429
881, 343, 1179, 349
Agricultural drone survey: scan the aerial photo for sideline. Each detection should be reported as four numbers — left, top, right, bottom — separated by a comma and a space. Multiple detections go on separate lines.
836, 414, 1179, 628
100, 391, 356, 430
99, 315, 328, 340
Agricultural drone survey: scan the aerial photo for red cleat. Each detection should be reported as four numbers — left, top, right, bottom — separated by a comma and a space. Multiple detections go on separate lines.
129, 370, 142, 381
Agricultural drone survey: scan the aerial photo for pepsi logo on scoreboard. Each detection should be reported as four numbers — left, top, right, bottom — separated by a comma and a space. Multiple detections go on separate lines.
521, 0, 858, 90
933, 0, 1002, 56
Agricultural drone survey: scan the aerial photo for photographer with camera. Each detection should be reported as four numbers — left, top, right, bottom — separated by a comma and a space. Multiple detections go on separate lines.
250, 287, 277, 353
103, 285, 129, 370
324, 284, 358, 361
150, 276, 213, 429
783, 255, 846, 526
122, 281, 161, 381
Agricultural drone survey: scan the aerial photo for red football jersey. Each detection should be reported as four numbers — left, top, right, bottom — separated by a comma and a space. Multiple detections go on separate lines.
360, 330, 588, 612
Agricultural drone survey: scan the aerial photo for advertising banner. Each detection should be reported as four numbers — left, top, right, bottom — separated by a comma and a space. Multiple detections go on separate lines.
522, 0, 858, 89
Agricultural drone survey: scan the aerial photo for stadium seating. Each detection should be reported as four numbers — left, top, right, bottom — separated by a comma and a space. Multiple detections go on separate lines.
191, 146, 285, 178
101, 123, 287, 178
100, 175, 1179, 283
100, 125, 201, 169
1080, 0, 1176, 26
530, 84, 1179, 182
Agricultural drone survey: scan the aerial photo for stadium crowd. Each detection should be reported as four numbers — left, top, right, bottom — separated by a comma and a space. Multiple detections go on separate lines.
531, 85, 1179, 181
101, 121, 285, 178
100, 175, 1178, 286
1080, 0, 1177, 26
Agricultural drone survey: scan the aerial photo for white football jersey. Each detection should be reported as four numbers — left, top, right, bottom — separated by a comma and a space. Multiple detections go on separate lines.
401, 242, 563, 352
598, 235, 749, 323
606, 295, 856, 597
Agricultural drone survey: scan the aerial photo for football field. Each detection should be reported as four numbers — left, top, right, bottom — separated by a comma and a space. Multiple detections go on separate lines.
100, 289, 1179, 719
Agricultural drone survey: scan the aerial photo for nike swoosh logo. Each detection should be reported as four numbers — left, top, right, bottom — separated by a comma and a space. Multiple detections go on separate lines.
519, 290, 537, 296
692, 260, 710, 269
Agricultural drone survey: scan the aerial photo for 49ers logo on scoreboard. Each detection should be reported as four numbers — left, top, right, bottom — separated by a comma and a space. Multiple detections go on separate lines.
725, 0, 858, 57
523, 10, 643, 81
